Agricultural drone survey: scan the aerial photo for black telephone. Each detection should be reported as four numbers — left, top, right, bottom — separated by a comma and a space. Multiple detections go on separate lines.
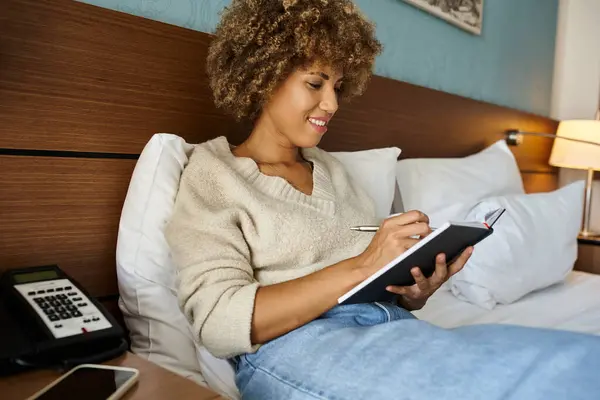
0, 265, 127, 376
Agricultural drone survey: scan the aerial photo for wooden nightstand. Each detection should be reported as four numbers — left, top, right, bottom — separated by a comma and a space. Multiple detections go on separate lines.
574, 236, 600, 275
0, 352, 226, 400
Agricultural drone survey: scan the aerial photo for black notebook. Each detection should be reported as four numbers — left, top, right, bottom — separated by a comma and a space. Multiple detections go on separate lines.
338, 208, 505, 305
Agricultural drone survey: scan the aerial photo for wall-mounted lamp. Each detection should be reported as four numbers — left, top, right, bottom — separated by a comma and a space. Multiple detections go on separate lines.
506, 119, 600, 238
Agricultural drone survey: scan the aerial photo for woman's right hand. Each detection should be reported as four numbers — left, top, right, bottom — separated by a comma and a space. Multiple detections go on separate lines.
354, 210, 432, 278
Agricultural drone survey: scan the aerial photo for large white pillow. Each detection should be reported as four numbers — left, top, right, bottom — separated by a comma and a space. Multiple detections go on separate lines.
116, 134, 402, 399
395, 140, 525, 227
331, 147, 401, 218
449, 180, 585, 310
115, 134, 207, 383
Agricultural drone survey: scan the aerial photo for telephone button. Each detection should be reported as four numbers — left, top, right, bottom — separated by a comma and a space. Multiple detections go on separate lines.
56, 306, 66, 313
47, 288, 54, 293
57, 294, 67, 300
92, 317, 100, 322
72, 297, 82, 302
55, 324, 63, 329
49, 314, 60, 321
43, 308, 55, 315
65, 286, 72, 290
37, 290, 45, 294
66, 305, 77, 312
39, 302, 50, 309
67, 292, 76, 296
83, 319, 91, 323
44, 295, 56, 301
59, 312, 71, 319
33, 297, 44, 303
55, 287, 64, 292
50, 300, 61, 307
78, 303, 88, 307
71, 310, 82, 317
28, 291, 36, 296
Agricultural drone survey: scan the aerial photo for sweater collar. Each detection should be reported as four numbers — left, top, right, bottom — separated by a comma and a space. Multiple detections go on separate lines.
210, 136, 336, 215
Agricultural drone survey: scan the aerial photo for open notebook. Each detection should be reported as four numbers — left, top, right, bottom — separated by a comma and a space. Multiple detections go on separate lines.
339, 208, 506, 305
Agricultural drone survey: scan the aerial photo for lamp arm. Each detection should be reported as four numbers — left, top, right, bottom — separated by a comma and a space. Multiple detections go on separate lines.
506, 129, 600, 147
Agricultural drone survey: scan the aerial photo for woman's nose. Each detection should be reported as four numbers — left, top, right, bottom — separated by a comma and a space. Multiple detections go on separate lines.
319, 87, 339, 114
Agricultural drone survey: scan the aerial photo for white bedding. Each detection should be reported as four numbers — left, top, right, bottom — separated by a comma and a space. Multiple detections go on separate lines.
414, 271, 600, 336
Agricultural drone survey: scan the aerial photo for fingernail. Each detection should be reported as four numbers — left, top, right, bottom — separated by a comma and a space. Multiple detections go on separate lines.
438, 254, 445, 262
468, 247, 474, 255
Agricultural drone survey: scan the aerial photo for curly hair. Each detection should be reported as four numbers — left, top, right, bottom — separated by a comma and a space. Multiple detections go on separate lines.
206, 0, 382, 121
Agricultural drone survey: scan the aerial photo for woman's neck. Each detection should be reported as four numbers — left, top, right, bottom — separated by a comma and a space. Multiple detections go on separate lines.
235, 118, 303, 166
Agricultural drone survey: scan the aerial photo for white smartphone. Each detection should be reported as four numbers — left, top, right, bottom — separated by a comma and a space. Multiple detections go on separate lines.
27, 364, 139, 400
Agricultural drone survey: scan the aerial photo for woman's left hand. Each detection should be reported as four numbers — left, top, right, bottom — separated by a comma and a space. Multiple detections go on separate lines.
386, 247, 474, 310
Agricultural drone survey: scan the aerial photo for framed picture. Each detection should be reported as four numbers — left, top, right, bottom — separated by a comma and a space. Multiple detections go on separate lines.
402, 0, 484, 35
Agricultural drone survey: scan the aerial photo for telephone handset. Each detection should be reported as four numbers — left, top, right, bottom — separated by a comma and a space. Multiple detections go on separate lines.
0, 265, 127, 376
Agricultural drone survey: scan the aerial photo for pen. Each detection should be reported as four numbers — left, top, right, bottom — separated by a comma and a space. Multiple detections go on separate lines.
350, 226, 438, 232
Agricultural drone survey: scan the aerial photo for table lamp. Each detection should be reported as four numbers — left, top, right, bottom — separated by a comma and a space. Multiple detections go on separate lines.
506, 118, 600, 238
549, 120, 600, 237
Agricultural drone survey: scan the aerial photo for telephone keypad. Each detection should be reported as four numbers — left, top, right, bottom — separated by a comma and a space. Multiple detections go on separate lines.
15, 278, 112, 338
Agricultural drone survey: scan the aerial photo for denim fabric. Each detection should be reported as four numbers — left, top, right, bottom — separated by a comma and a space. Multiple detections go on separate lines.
233, 302, 600, 400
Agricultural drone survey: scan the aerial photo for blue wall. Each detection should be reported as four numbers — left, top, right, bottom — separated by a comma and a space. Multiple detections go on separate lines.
78, 0, 559, 117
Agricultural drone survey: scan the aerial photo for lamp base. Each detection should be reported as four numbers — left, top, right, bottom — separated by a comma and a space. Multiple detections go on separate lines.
579, 230, 600, 239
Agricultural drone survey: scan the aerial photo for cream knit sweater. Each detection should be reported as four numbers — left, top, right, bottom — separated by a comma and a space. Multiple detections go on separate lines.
165, 136, 378, 358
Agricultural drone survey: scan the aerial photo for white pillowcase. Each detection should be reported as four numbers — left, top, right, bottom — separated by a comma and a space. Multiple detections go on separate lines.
395, 140, 525, 227
115, 135, 208, 383
331, 147, 401, 218
449, 181, 585, 310
116, 134, 402, 399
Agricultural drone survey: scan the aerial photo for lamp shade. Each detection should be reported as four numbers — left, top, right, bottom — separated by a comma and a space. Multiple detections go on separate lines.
549, 120, 600, 171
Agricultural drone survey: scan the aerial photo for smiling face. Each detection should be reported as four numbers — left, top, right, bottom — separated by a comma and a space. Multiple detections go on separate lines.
259, 63, 343, 148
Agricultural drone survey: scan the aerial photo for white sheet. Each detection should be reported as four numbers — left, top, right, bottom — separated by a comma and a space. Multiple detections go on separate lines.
414, 271, 600, 336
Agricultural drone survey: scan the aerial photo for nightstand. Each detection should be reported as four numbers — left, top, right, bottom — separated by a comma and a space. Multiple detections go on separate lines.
574, 236, 600, 275
0, 352, 226, 400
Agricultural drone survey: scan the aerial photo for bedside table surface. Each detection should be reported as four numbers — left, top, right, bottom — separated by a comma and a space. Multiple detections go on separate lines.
0, 352, 226, 400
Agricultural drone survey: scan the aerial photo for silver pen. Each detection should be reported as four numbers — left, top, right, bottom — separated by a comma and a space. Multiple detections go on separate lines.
350, 225, 437, 232
350, 226, 380, 232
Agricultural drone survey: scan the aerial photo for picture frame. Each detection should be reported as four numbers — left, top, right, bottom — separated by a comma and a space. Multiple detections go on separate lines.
402, 0, 484, 35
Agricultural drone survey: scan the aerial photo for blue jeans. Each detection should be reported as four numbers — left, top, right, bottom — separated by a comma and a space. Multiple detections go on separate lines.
232, 302, 600, 399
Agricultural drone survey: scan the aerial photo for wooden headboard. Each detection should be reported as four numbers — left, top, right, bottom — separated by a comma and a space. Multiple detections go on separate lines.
0, 0, 558, 321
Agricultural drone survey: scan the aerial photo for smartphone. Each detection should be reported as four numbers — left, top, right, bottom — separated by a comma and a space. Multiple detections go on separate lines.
27, 364, 139, 400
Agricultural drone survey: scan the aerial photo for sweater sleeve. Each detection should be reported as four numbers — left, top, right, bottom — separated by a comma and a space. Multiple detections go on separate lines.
165, 161, 260, 359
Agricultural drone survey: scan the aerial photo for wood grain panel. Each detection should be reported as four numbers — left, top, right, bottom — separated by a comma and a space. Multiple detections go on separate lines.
521, 172, 559, 193
0, 156, 135, 297
1, 0, 558, 176
0, 0, 248, 154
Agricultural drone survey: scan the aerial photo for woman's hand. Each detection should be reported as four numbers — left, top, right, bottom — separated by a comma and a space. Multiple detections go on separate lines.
387, 247, 473, 310
354, 210, 432, 279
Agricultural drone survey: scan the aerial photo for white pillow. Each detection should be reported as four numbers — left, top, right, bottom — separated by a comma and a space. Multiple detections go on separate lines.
115, 134, 208, 383
449, 180, 585, 310
116, 134, 402, 399
331, 147, 401, 219
395, 140, 525, 227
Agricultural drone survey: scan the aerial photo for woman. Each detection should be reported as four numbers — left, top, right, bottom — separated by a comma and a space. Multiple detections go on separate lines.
165, 1, 600, 399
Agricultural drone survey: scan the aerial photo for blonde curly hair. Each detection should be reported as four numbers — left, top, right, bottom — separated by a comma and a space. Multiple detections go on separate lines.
206, 0, 382, 121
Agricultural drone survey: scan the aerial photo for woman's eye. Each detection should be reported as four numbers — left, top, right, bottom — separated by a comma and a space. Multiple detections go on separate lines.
308, 82, 322, 90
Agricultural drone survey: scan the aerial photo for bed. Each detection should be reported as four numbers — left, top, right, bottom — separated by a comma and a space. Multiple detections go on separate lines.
1, 0, 598, 399
415, 271, 600, 336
